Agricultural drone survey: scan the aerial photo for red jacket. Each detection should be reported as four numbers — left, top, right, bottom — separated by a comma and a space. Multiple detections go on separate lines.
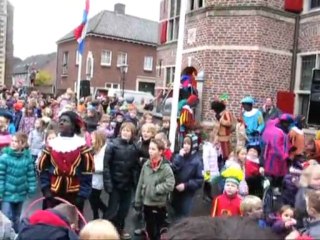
211, 192, 242, 217
163, 148, 173, 161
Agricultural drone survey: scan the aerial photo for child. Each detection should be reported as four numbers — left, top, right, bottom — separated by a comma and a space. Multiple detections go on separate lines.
160, 115, 170, 138
211, 167, 243, 217
171, 134, 203, 219
245, 146, 263, 198
0, 132, 37, 232
236, 118, 248, 149
19, 105, 36, 135
268, 205, 296, 236
28, 118, 45, 161
240, 195, 266, 228
155, 132, 172, 162
80, 219, 120, 240
135, 139, 175, 240
89, 130, 108, 220
137, 123, 157, 167
98, 114, 114, 139
103, 122, 139, 239
17, 203, 79, 240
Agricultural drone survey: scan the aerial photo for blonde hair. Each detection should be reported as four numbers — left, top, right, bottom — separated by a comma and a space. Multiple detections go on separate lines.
92, 130, 106, 153
300, 163, 320, 187
14, 132, 28, 148
141, 123, 157, 138
240, 195, 262, 215
80, 219, 120, 240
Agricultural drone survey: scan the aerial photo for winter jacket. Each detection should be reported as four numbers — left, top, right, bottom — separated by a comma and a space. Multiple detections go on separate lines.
135, 158, 175, 207
172, 152, 203, 194
202, 141, 220, 179
262, 122, 290, 177
295, 187, 308, 229
17, 209, 79, 240
13, 110, 23, 132
137, 138, 151, 167
267, 213, 292, 237
300, 220, 320, 240
0, 147, 36, 202
0, 211, 16, 240
282, 174, 299, 207
103, 137, 139, 192
92, 145, 106, 190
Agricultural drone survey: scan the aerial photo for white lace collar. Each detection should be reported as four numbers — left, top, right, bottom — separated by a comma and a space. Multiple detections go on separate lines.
243, 108, 258, 117
49, 135, 86, 153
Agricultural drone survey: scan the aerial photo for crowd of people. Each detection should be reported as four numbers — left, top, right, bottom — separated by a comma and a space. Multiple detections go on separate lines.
0, 85, 319, 240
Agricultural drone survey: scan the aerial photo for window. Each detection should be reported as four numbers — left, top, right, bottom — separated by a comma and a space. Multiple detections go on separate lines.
62, 51, 68, 75
165, 66, 175, 86
144, 56, 153, 71
86, 51, 94, 80
167, 0, 180, 42
75, 50, 80, 65
188, 0, 205, 11
101, 50, 112, 66
117, 52, 127, 67
311, 0, 320, 9
300, 55, 316, 91
105, 83, 120, 89
296, 54, 320, 116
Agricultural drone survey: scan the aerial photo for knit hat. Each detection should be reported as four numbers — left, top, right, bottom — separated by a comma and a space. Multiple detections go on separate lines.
59, 111, 83, 135
14, 101, 24, 111
185, 133, 198, 155
221, 167, 244, 186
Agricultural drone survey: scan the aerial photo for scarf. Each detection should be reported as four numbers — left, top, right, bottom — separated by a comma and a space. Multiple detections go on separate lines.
150, 157, 162, 171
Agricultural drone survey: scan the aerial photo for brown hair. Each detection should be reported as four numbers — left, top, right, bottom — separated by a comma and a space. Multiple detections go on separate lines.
100, 114, 111, 123
92, 130, 106, 153
45, 130, 57, 141
306, 190, 320, 214
53, 203, 78, 227
14, 132, 28, 148
278, 205, 293, 215
162, 115, 170, 123
155, 132, 171, 147
183, 136, 192, 145
150, 138, 165, 152
80, 219, 119, 240
120, 122, 136, 138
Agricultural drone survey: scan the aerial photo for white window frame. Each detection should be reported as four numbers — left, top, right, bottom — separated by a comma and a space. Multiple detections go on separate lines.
75, 50, 80, 65
294, 52, 320, 115
101, 50, 112, 66
310, 0, 320, 10
303, 0, 320, 13
144, 56, 153, 71
117, 52, 127, 67
86, 51, 94, 80
167, 0, 181, 42
188, 0, 204, 11
105, 82, 120, 89
165, 66, 175, 86
62, 51, 68, 75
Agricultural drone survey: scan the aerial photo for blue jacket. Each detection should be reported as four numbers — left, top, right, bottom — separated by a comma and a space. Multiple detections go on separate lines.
172, 152, 203, 194
0, 147, 37, 202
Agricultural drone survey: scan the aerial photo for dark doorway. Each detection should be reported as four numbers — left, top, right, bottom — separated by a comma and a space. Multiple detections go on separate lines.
138, 82, 155, 95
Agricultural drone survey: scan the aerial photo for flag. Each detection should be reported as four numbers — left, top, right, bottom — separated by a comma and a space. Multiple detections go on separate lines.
74, 0, 90, 55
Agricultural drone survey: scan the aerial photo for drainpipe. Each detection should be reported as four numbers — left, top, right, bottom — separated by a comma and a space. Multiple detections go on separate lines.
290, 14, 300, 91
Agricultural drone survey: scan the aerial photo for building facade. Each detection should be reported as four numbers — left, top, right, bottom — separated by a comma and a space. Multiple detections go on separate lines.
157, 0, 320, 122
0, 0, 14, 87
56, 4, 158, 96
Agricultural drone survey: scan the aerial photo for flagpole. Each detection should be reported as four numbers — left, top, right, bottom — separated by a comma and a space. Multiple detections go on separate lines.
76, 54, 82, 101
169, 0, 187, 152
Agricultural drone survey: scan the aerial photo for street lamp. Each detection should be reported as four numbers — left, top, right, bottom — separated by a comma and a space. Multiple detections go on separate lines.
119, 64, 128, 97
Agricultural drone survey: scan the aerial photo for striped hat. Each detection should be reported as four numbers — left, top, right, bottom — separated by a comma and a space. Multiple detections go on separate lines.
185, 133, 198, 155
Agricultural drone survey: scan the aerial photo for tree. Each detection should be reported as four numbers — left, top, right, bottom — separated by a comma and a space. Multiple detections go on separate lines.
35, 70, 52, 86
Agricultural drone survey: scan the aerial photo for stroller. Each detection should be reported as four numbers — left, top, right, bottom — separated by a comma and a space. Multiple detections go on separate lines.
16, 197, 87, 240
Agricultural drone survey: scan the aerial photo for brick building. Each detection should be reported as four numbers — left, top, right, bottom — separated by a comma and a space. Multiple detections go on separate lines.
55, 3, 158, 96
157, 0, 320, 122
0, 0, 14, 87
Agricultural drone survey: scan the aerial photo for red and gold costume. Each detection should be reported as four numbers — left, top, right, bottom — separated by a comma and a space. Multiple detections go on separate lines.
38, 135, 94, 207
211, 192, 242, 217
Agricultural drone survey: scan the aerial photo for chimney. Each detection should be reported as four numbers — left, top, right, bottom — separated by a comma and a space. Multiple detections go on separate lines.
114, 3, 125, 15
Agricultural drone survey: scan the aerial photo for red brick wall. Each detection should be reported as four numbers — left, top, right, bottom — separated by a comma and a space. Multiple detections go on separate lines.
299, 15, 320, 52
206, 0, 284, 10
56, 37, 157, 91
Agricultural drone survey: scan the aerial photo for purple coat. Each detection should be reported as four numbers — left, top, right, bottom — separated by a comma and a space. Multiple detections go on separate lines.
262, 119, 290, 177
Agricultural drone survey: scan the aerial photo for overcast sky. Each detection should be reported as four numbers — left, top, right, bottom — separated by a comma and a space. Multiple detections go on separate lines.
10, 0, 160, 60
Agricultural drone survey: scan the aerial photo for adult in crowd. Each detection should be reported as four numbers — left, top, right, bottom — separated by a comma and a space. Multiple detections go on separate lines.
261, 97, 282, 123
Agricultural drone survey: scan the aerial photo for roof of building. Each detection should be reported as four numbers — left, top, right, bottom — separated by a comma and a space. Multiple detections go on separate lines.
57, 10, 159, 46
13, 53, 56, 74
